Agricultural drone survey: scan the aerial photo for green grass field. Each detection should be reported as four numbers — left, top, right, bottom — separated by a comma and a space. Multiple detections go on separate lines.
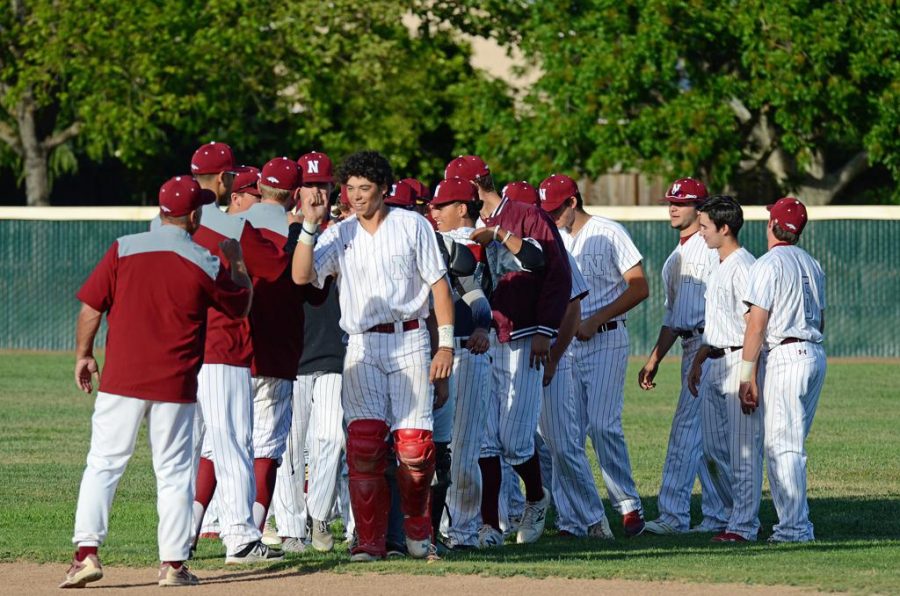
1, 352, 898, 592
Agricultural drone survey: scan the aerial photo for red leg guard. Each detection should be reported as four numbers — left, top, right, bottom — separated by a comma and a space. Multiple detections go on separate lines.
253, 458, 278, 530
394, 428, 436, 541
195, 457, 217, 509
347, 420, 391, 557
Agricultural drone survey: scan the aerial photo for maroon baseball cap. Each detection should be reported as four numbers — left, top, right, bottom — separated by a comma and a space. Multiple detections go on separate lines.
767, 197, 808, 235
664, 177, 708, 204
297, 151, 334, 184
503, 181, 539, 207
232, 166, 261, 197
400, 178, 431, 203
444, 155, 490, 182
339, 185, 349, 206
538, 174, 578, 212
158, 175, 215, 217
260, 157, 301, 190
385, 180, 416, 208
190, 142, 237, 175
431, 177, 477, 207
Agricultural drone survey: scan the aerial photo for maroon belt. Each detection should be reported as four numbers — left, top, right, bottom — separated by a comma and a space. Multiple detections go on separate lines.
780, 337, 803, 346
708, 346, 742, 359
367, 320, 421, 334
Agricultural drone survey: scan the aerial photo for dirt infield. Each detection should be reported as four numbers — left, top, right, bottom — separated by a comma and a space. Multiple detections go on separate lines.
6, 563, 817, 595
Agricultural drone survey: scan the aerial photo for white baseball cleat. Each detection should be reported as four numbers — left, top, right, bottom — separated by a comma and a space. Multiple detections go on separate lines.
643, 518, 685, 535
406, 536, 432, 559
587, 517, 615, 540
59, 554, 103, 589
502, 514, 522, 539
158, 562, 199, 587
311, 518, 334, 552
262, 517, 282, 547
279, 537, 307, 553
225, 540, 286, 564
477, 524, 504, 548
516, 490, 550, 544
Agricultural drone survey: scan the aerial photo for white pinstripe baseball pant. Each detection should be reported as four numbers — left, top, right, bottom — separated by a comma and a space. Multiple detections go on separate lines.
656, 336, 724, 531
538, 355, 607, 535
571, 326, 643, 516
251, 376, 294, 461
194, 364, 260, 551
762, 341, 826, 542
699, 350, 763, 539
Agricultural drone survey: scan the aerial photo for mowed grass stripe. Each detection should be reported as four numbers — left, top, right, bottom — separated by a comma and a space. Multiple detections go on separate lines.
0, 352, 897, 592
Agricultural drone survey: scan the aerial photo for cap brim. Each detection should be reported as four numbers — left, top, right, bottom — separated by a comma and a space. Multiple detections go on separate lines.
302, 175, 335, 184
766, 204, 775, 211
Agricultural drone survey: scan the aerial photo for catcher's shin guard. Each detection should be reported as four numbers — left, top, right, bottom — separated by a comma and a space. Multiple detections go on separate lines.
347, 419, 391, 557
394, 429, 436, 541
431, 442, 452, 538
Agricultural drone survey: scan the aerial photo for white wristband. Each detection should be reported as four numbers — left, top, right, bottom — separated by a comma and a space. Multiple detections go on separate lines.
298, 233, 316, 246
302, 220, 319, 235
437, 325, 455, 349
739, 360, 754, 383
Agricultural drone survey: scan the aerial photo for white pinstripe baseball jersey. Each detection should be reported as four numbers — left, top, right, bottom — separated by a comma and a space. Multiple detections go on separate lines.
743, 245, 826, 349
560, 216, 642, 321
567, 252, 589, 301
312, 209, 447, 334
662, 232, 719, 330
702, 247, 756, 348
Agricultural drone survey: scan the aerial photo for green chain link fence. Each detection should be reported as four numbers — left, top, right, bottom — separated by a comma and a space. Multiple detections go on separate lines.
1, 217, 897, 357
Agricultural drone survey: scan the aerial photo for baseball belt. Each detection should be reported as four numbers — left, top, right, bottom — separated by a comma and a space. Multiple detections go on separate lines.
708, 345, 742, 359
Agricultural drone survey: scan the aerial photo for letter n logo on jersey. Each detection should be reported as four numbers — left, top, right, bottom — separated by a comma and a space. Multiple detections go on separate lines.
307, 160, 320, 174
391, 254, 414, 280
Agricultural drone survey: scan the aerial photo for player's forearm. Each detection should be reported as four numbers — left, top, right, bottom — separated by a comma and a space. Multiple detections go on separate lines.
551, 299, 581, 361
431, 277, 455, 328
75, 303, 102, 359
291, 241, 317, 285
648, 326, 678, 365
692, 345, 711, 369
741, 306, 769, 365
425, 311, 439, 355
590, 275, 649, 326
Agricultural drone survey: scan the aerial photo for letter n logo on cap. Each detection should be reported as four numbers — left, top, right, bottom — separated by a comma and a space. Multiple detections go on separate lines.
539, 188, 547, 202
307, 160, 319, 174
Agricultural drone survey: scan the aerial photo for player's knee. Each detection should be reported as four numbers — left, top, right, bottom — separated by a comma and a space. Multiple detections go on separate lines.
393, 429, 435, 472
347, 419, 389, 476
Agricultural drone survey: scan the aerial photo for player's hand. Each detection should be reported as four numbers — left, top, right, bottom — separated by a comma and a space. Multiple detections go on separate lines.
466, 328, 490, 355
299, 186, 328, 225
433, 377, 450, 410
530, 335, 551, 369
688, 361, 703, 397
638, 360, 658, 390
469, 226, 498, 246
739, 380, 758, 414
542, 355, 559, 387
430, 348, 453, 382
75, 356, 100, 393
575, 319, 599, 342
286, 210, 303, 226
219, 238, 244, 264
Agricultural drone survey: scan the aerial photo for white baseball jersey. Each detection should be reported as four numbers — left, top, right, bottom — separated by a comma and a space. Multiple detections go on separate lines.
662, 233, 719, 331
567, 252, 590, 301
560, 217, 643, 321
743, 245, 826, 349
702, 247, 756, 348
313, 209, 447, 334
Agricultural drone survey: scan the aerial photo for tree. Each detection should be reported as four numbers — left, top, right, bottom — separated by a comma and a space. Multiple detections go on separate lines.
429, 0, 900, 204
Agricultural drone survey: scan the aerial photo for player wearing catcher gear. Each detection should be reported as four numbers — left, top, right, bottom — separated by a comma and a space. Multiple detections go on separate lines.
62, 176, 251, 589
449, 156, 573, 547
640, 178, 723, 535
688, 196, 763, 542
740, 198, 826, 543
272, 151, 347, 553
242, 157, 328, 545
539, 174, 649, 537
292, 151, 455, 562
428, 177, 493, 550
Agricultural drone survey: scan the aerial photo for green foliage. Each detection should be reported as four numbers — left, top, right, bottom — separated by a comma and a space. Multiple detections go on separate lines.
1, 352, 899, 592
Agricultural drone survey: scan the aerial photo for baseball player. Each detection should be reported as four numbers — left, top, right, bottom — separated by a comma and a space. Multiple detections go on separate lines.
739, 197, 826, 543
639, 178, 724, 535
61, 176, 252, 588
447, 156, 572, 547
686, 195, 763, 543
428, 177, 493, 549
241, 157, 329, 552
271, 151, 347, 553
384, 179, 418, 210
187, 146, 288, 564
291, 150, 455, 561
538, 174, 650, 537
